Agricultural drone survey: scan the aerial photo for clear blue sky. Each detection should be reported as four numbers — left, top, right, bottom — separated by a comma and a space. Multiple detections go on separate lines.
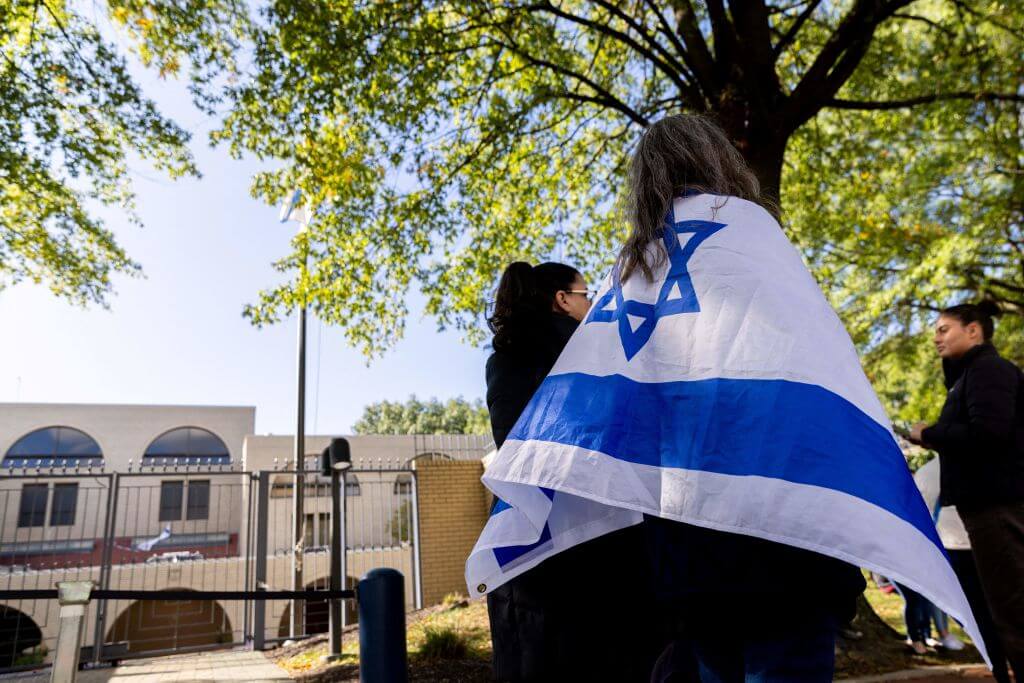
0, 53, 490, 435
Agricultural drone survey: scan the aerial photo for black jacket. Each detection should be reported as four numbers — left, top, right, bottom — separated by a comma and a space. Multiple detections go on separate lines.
642, 515, 866, 634
922, 343, 1024, 509
486, 312, 578, 449
484, 313, 662, 682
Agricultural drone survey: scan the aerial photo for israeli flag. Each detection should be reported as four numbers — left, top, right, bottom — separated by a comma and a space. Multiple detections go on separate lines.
466, 193, 988, 662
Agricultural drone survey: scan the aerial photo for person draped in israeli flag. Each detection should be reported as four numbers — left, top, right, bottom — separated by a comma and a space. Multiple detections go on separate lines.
469, 115, 987, 680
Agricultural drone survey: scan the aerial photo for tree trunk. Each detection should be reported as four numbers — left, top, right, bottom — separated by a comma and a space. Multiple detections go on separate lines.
742, 136, 786, 211
713, 97, 788, 210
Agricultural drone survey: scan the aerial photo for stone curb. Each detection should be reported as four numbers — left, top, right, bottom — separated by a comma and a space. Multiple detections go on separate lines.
839, 664, 990, 682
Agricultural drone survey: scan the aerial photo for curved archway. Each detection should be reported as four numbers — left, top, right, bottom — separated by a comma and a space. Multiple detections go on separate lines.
105, 589, 233, 654
3, 426, 102, 468
277, 576, 359, 637
406, 451, 453, 467
144, 427, 230, 465
0, 605, 44, 667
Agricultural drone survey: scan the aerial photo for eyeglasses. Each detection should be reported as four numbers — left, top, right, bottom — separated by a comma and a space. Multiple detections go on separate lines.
566, 289, 597, 302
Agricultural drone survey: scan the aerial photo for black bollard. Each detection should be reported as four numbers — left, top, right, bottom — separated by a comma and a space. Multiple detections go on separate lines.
358, 568, 408, 683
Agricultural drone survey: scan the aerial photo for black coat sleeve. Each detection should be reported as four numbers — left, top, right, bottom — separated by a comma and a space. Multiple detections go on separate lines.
486, 354, 538, 449
924, 357, 1019, 452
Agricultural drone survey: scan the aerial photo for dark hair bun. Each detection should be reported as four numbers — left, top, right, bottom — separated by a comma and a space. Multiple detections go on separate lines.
489, 261, 580, 351
505, 261, 534, 281
977, 300, 1002, 318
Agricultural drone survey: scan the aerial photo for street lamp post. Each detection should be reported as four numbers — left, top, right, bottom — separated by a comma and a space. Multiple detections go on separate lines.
280, 188, 311, 639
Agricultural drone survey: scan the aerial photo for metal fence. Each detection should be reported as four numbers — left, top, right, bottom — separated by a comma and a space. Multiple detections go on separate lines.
0, 458, 429, 672
253, 460, 422, 648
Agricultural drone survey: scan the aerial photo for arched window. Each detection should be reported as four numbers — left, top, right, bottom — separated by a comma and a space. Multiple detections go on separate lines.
144, 427, 230, 465
4, 427, 102, 468
393, 473, 412, 496
410, 452, 452, 463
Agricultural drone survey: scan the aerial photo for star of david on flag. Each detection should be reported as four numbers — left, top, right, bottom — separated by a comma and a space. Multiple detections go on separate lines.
587, 217, 726, 360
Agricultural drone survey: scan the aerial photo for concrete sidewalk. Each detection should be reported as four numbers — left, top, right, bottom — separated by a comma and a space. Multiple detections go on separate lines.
6, 649, 291, 682
841, 663, 995, 682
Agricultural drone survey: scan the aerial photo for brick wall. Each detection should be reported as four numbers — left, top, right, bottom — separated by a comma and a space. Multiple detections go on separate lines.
415, 459, 490, 606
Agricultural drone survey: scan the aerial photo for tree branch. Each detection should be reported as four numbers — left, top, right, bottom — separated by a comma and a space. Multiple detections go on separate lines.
550, 91, 649, 125
669, 0, 720, 98
950, 0, 1024, 41
640, 0, 694, 80
772, 0, 822, 59
589, 0, 694, 81
828, 91, 1024, 110
705, 0, 739, 67
892, 12, 957, 37
489, 25, 650, 127
788, 0, 914, 126
523, 1, 700, 109
728, 0, 780, 90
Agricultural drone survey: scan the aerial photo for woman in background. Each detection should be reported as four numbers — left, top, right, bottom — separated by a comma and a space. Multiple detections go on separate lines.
485, 261, 660, 682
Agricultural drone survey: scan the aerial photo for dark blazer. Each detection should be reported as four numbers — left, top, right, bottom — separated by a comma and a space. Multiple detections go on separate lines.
484, 313, 661, 682
486, 313, 578, 449
922, 343, 1024, 509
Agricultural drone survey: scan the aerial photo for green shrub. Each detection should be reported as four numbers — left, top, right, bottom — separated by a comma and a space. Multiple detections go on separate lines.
14, 646, 47, 666
418, 626, 469, 660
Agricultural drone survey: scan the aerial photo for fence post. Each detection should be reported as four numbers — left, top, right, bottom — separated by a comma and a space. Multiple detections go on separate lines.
253, 470, 270, 651
243, 470, 255, 643
357, 568, 407, 683
340, 469, 348, 628
326, 467, 343, 660
91, 472, 119, 665
50, 581, 93, 683
409, 468, 423, 610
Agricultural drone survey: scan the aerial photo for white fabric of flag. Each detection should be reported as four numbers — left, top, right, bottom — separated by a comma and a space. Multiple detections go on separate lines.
133, 525, 172, 552
466, 193, 988, 662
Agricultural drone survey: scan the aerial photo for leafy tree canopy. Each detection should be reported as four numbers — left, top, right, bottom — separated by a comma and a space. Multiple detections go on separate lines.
783, 2, 1023, 418
0, 0, 245, 303
352, 395, 491, 435
210, 0, 1021, 371
6, 1, 1022, 422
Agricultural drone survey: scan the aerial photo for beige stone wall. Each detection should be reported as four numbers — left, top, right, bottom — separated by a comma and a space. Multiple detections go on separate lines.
415, 459, 490, 606
0, 403, 256, 471
241, 433, 494, 471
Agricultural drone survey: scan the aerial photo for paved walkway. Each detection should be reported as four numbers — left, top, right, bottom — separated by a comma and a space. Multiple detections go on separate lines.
8, 649, 291, 682
843, 664, 995, 682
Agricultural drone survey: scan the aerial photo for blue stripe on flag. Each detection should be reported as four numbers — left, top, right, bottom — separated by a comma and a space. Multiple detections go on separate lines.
493, 522, 552, 568
490, 487, 556, 518
508, 372, 941, 551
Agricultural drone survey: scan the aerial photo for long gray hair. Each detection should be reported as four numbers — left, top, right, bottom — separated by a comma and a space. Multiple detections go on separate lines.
619, 114, 775, 282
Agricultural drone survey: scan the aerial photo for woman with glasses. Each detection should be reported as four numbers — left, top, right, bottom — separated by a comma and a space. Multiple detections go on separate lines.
485, 261, 658, 682
485, 261, 591, 447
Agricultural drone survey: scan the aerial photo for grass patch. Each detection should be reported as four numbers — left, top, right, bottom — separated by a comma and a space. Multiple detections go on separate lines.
861, 573, 974, 645
273, 599, 492, 679
418, 626, 470, 660
408, 599, 491, 660
276, 639, 358, 675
